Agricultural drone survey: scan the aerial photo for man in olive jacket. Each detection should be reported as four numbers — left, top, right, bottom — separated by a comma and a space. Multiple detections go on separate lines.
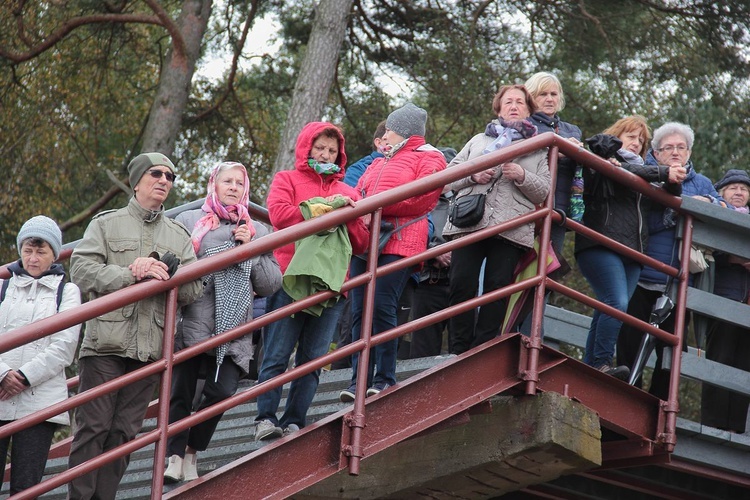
68, 153, 203, 500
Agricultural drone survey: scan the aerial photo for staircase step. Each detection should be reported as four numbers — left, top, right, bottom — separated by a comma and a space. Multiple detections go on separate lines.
4, 358, 447, 498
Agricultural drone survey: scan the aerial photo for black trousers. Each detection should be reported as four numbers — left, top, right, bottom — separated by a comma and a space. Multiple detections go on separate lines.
409, 281, 450, 358
167, 354, 242, 456
448, 238, 524, 354
701, 319, 750, 433
617, 285, 687, 400
0, 420, 56, 495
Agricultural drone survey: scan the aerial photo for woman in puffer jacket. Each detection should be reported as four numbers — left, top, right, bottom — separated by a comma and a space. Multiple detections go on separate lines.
0, 216, 81, 495
339, 103, 446, 402
575, 116, 684, 380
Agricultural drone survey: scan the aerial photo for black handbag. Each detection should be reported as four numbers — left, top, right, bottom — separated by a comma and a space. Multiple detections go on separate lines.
449, 176, 500, 228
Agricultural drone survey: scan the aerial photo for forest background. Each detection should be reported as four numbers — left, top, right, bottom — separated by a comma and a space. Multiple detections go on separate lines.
1, 0, 749, 420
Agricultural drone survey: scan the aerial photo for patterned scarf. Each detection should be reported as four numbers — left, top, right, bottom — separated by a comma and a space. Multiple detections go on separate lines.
191, 162, 254, 253
482, 119, 538, 155
382, 138, 408, 158
308, 158, 341, 175
203, 241, 253, 381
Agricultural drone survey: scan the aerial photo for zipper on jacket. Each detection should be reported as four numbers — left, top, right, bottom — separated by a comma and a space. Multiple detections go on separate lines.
636, 193, 644, 253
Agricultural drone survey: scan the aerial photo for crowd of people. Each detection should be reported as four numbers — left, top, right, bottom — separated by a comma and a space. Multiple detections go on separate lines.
1, 73, 749, 497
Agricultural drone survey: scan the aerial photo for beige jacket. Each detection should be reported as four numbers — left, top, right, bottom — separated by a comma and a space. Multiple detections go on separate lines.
443, 134, 550, 249
71, 197, 203, 362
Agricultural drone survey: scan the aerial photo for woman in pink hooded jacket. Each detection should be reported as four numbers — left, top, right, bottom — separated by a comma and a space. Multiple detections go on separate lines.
255, 122, 369, 440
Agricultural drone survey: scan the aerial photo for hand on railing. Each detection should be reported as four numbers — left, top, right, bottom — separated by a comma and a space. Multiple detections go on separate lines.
160, 252, 181, 277
130, 253, 177, 281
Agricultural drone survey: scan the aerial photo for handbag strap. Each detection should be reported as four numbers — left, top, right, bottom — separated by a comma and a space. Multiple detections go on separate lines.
482, 174, 501, 194
389, 213, 429, 233
457, 174, 501, 197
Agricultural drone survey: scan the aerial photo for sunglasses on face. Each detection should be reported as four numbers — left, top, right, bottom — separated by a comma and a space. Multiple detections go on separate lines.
147, 169, 176, 182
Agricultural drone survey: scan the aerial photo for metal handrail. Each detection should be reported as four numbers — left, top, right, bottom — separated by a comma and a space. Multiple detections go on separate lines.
2, 132, 699, 497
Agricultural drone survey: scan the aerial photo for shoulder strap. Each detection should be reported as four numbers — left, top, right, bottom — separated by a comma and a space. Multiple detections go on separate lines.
56, 279, 66, 311
391, 213, 429, 233
0, 277, 66, 311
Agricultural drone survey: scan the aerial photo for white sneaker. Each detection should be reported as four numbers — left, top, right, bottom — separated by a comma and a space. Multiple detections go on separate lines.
164, 455, 183, 483
255, 419, 282, 441
182, 452, 199, 481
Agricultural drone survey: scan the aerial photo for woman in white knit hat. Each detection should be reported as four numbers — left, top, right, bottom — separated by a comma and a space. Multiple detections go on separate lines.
0, 215, 81, 495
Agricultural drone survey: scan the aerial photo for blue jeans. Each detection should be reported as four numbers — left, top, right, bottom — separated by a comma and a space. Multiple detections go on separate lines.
350, 254, 411, 387
577, 247, 641, 367
255, 288, 343, 428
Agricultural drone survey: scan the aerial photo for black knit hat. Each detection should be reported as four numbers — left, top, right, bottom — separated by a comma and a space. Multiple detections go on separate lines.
714, 169, 750, 192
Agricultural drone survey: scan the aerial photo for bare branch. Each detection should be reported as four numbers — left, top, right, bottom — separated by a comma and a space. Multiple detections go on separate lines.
576, 0, 629, 108
143, 0, 187, 63
191, 0, 261, 123
59, 185, 124, 232
469, 0, 495, 46
0, 13, 162, 63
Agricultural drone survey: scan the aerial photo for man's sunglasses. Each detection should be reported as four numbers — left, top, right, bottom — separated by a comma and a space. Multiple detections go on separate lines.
147, 169, 176, 182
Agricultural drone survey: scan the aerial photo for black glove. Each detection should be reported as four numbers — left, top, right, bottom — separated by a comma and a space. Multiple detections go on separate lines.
160, 251, 181, 278
586, 134, 622, 159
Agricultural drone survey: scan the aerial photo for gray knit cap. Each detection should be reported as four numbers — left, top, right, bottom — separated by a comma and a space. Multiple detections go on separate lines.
714, 169, 750, 192
128, 152, 176, 188
17, 215, 63, 259
386, 103, 428, 138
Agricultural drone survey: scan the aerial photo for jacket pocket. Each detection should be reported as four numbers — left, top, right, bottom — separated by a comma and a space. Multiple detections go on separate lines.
510, 189, 535, 215
107, 238, 140, 264
99, 303, 135, 321
92, 315, 134, 354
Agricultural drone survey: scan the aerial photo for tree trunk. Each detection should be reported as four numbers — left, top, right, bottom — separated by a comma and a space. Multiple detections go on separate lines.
142, 0, 213, 157
271, 0, 354, 176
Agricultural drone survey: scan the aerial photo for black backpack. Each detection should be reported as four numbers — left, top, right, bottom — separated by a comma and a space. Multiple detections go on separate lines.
0, 277, 66, 311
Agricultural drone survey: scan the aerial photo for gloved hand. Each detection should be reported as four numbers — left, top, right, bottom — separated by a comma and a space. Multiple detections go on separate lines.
160, 252, 181, 277
147, 251, 181, 278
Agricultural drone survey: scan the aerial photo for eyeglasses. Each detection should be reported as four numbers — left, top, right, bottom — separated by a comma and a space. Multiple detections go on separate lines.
147, 169, 176, 182
656, 145, 688, 154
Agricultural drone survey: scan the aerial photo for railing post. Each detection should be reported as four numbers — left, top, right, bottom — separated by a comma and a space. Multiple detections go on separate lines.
661, 214, 693, 451
523, 146, 559, 395
345, 209, 383, 475
151, 286, 179, 497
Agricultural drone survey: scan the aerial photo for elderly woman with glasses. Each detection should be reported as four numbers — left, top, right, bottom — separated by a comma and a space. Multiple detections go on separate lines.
617, 122, 725, 398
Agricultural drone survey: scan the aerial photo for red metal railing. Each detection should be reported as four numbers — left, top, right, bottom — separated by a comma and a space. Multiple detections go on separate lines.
0, 132, 691, 498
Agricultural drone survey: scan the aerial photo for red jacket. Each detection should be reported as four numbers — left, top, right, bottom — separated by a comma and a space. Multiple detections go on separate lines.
356, 135, 446, 258
267, 122, 370, 273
